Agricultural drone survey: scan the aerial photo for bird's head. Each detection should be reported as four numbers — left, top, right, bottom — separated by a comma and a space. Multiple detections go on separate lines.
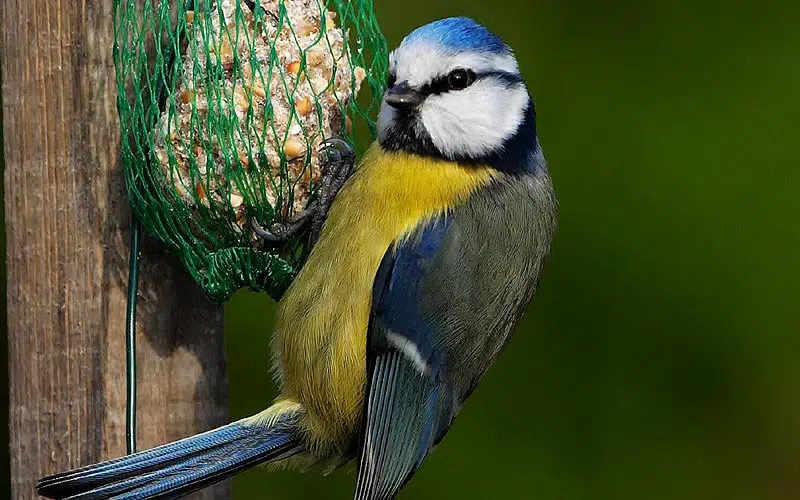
378, 17, 538, 169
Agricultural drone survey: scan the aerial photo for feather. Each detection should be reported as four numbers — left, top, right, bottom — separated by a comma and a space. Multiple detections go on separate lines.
354, 168, 557, 499
356, 351, 436, 500
37, 414, 302, 500
355, 221, 453, 500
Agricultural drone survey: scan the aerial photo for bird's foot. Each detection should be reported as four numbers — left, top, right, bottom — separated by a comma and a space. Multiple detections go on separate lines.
251, 137, 356, 248
309, 137, 356, 247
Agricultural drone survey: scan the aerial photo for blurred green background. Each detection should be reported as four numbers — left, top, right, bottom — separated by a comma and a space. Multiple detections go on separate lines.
4, 0, 800, 498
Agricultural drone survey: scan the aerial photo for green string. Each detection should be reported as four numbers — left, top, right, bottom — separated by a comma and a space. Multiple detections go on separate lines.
125, 219, 142, 455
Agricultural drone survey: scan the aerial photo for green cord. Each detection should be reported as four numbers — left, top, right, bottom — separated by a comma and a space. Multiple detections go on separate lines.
121, 1, 191, 456
125, 218, 142, 455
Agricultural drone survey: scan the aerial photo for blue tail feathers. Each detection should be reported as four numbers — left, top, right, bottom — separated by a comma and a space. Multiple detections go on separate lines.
36, 413, 302, 499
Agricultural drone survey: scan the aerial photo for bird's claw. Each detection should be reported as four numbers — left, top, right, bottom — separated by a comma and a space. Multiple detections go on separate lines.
250, 208, 313, 243
250, 137, 356, 249
319, 138, 356, 172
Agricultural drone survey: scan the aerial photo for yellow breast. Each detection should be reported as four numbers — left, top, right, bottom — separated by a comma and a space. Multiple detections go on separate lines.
270, 143, 495, 457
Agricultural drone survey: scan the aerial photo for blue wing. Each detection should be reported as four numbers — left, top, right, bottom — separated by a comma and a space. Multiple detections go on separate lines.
354, 171, 557, 500
355, 217, 454, 500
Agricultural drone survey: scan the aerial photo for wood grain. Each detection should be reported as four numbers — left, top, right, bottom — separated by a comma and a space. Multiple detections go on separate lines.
1, 1, 231, 498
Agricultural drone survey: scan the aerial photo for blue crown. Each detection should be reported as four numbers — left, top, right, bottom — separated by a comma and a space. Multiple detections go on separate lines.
404, 17, 509, 55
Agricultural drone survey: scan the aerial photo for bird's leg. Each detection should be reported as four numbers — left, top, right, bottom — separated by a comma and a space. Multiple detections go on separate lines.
251, 138, 355, 248
309, 138, 356, 247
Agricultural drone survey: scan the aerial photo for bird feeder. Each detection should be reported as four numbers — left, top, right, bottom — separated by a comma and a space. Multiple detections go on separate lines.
114, 0, 388, 303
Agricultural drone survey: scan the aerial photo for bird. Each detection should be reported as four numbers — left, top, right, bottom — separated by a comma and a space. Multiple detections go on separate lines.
36, 16, 558, 500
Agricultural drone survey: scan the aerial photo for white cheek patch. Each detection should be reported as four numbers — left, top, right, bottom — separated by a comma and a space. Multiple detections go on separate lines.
420, 81, 529, 158
384, 38, 528, 158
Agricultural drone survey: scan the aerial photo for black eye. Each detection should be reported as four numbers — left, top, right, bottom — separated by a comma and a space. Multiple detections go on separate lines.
447, 69, 475, 91
387, 73, 397, 89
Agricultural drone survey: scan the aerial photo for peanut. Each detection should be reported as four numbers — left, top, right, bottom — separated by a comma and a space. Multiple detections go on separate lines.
287, 61, 301, 75
180, 90, 194, 104
283, 137, 304, 158
297, 21, 318, 37
295, 96, 313, 116
230, 193, 244, 209
306, 48, 325, 66
235, 90, 250, 112
238, 153, 250, 169
354, 67, 367, 85
251, 83, 266, 99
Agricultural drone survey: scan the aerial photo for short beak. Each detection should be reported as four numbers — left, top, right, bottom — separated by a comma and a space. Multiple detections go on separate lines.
384, 81, 423, 110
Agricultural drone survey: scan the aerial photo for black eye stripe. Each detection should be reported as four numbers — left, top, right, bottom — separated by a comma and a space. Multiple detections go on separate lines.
424, 76, 452, 95
418, 70, 522, 96
486, 70, 524, 87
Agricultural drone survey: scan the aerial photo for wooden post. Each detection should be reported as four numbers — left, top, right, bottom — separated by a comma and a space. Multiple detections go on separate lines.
2, 1, 231, 498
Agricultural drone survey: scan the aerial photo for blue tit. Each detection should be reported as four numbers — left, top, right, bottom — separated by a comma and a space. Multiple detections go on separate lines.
37, 16, 557, 500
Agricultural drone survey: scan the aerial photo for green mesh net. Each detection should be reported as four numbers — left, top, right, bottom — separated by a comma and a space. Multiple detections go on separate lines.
113, 0, 387, 302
